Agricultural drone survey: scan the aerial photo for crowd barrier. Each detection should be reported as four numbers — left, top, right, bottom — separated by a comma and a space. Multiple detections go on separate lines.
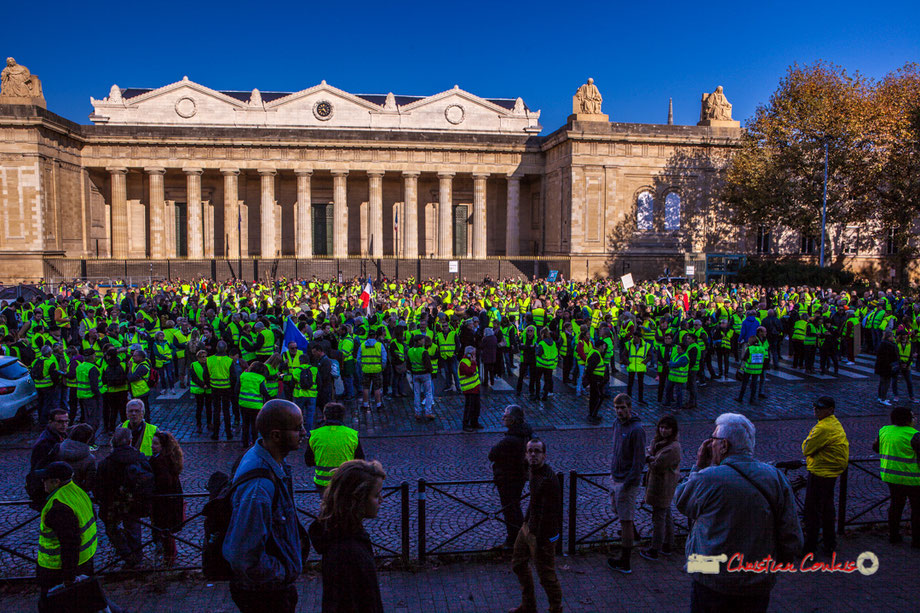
0, 457, 900, 580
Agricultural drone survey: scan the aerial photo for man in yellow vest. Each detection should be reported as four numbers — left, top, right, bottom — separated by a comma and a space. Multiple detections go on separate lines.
534, 328, 558, 401
207, 341, 236, 441
304, 402, 364, 492
32, 345, 60, 425
126, 349, 152, 421
122, 398, 158, 457
873, 406, 920, 546
623, 331, 651, 404
74, 349, 103, 442
358, 330, 387, 412
35, 461, 98, 612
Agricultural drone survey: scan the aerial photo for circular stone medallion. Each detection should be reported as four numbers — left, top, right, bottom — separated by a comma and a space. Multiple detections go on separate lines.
444, 104, 465, 125
174, 96, 197, 118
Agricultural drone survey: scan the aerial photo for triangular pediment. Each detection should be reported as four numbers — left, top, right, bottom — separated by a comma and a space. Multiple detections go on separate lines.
117, 78, 248, 109
400, 86, 514, 115
267, 82, 383, 112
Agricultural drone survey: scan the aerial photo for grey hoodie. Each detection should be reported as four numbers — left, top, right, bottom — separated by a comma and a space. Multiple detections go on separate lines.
610, 415, 646, 487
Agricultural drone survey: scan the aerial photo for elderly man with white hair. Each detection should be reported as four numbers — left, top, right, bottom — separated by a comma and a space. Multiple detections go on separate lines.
675, 413, 803, 613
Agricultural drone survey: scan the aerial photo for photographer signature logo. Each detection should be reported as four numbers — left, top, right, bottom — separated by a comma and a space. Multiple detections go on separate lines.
687, 552, 879, 576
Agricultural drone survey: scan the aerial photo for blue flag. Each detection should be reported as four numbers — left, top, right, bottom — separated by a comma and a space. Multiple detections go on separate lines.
282, 317, 309, 353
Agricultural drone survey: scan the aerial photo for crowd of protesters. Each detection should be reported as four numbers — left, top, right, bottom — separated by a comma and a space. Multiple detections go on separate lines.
10, 274, 920, 612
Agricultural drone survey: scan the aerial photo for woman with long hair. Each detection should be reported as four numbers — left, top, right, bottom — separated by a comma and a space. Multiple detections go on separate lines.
150, 430, 184, 567
640, 415, 681, 561
308, 459, 386, 613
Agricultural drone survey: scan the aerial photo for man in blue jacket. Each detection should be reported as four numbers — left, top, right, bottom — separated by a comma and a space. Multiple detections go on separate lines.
223, 399, 306, 613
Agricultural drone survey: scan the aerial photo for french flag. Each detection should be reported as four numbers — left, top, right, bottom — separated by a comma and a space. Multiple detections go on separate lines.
360, 278, 374, 311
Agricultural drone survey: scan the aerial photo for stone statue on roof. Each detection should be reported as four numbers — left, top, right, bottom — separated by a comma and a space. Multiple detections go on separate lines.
574, 78, 603, 115
249, 88, 262, 107
106, 84, 123, 103
1, 57, 44, 105
700, 86, 732, 122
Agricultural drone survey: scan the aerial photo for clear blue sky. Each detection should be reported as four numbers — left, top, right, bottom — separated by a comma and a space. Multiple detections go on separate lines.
6, 0, 919, 131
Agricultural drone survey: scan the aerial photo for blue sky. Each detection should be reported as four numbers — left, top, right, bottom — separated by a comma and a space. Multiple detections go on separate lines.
6, 0, 919, 131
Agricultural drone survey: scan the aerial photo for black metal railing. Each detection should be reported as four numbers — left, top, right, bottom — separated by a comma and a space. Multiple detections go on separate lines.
0, 456, 904, 581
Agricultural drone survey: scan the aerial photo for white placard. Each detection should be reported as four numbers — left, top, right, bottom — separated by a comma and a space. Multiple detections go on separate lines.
621, 273, 634, 290
449, 260, 459, 273
686, 265, 696, 276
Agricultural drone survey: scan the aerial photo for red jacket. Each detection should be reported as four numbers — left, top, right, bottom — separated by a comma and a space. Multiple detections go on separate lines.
458, 357, 480, 394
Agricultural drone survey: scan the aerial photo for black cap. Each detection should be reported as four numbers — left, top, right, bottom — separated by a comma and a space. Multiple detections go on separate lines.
35, 461, 74, 482
814, 396, 835, 410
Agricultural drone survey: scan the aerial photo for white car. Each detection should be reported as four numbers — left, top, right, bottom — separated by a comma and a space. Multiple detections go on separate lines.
0, 356, 38, 422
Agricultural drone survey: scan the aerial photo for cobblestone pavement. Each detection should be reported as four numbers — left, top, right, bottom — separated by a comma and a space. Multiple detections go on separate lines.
1, 352, 918, 609
0, 531, 914, 612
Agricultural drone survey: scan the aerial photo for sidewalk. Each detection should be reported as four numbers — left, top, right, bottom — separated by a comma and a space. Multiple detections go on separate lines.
1, 531, 912, 612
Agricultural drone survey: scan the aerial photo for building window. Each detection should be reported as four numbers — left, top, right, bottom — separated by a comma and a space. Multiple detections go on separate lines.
885, 228, 898, 255
756, 226, 771, 254
800, 234, 816, 255
664, 192, 681, 231
637, 191, 654, 231
844, 226, 858, 255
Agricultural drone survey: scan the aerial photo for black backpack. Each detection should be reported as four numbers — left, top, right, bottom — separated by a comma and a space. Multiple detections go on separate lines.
201, 468, 280, 581
25, 443, 60, 511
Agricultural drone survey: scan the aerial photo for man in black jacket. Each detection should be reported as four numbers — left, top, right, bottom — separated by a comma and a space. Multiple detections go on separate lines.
876, 330, 901, 405
510, 438, 562, 613
488, 405, 533, 548
30, 409, 69, 470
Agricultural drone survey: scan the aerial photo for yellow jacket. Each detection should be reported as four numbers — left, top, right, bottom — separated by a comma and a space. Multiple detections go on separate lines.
802, 415, 850, 477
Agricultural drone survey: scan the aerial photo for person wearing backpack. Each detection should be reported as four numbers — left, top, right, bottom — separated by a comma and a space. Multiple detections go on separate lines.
95, 427, 154, 568
223, 399, 306, 613
127, 348, 153, 422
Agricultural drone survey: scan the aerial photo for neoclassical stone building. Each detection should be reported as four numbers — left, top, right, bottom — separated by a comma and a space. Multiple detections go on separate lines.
0, 59, 747, 282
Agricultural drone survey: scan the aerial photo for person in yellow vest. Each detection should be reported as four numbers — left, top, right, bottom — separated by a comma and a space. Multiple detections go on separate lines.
801, 396, 849, 556
281, 340, 306, 401
31, 345, 60, 425
126, 348, 153, 421
35, 461, 98, 613
305, 402, 364, 492
239, 362, 272, 448
583, 338, 608, 424
189, 349, 212, 433
873, 406, 920, 546
623, 331, 651, 404
74, 349, 103, 443
252, 322, 275, 363
122, 399, 159, 457
358, 329, 387, 412
459, 346, 482, 432
895, 328, 916, 403
207, 341, 236, 441
534, 328, 558, 401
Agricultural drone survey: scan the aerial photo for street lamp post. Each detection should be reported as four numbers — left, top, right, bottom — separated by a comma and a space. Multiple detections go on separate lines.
819, 139, 828, 268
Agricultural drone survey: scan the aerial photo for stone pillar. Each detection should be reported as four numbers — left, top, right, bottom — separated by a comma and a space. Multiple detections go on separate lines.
184, 168, 203, 258
259, 170, 276, 257
506, 174, 521, 257
146, 167, 166, 258
332, 170, 349, 258
472, 173, 489, 259
203, 202, 215, 257
108, 167, 128, 258
367, 171, 384, 258
437, 172, 454, 258
402, 172, 419, 258
222, 169, 239, 258
295, 170, 313, 258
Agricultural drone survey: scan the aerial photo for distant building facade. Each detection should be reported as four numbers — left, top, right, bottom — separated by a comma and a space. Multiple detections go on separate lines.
1, 59, 783, 282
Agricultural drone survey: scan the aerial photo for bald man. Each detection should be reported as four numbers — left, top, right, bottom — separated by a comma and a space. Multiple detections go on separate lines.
223, 399, 305, 613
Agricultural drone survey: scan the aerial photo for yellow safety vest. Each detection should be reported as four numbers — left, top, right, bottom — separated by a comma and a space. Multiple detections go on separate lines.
38, 480, 97, 570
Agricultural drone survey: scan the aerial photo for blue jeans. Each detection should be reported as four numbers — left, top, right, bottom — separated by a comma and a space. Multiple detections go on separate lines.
158, 365, 175, 390
441, 357, 461, 390
295, 396, 317, 431
574, 362, 585, 395
664, 380, 683, 407
412, 373, 434, 417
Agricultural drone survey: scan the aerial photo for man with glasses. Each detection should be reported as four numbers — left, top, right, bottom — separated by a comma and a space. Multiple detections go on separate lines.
30, 409, 69, 470
224, 399, 306, 613
676, 413, 802, 613
606, 394, 646, 574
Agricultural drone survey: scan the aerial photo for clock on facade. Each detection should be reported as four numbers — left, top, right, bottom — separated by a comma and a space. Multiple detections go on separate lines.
313, 100, 334, 120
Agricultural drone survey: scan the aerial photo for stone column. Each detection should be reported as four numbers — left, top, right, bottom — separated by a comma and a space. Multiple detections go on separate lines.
146, 167, 166, 258
221, 169, 239, 258
472, 173, 489, 259
332, 170, 349, 258
506, 174, 521, 257
295, 170, 313, 258
367, 171, 384, 258
402, 172, 419, 258
108, 167, 128, 259
184, 168, 203, 258
203, 203, 215, 257
259, 170, 276, 258
437, 172, 454, 258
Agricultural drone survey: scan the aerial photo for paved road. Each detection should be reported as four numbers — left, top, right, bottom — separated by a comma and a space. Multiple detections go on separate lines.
0, 351, 916, 610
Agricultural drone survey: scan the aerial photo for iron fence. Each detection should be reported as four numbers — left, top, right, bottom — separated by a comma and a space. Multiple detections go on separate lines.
41, 257, 575, 284
0, 456, 903, 581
